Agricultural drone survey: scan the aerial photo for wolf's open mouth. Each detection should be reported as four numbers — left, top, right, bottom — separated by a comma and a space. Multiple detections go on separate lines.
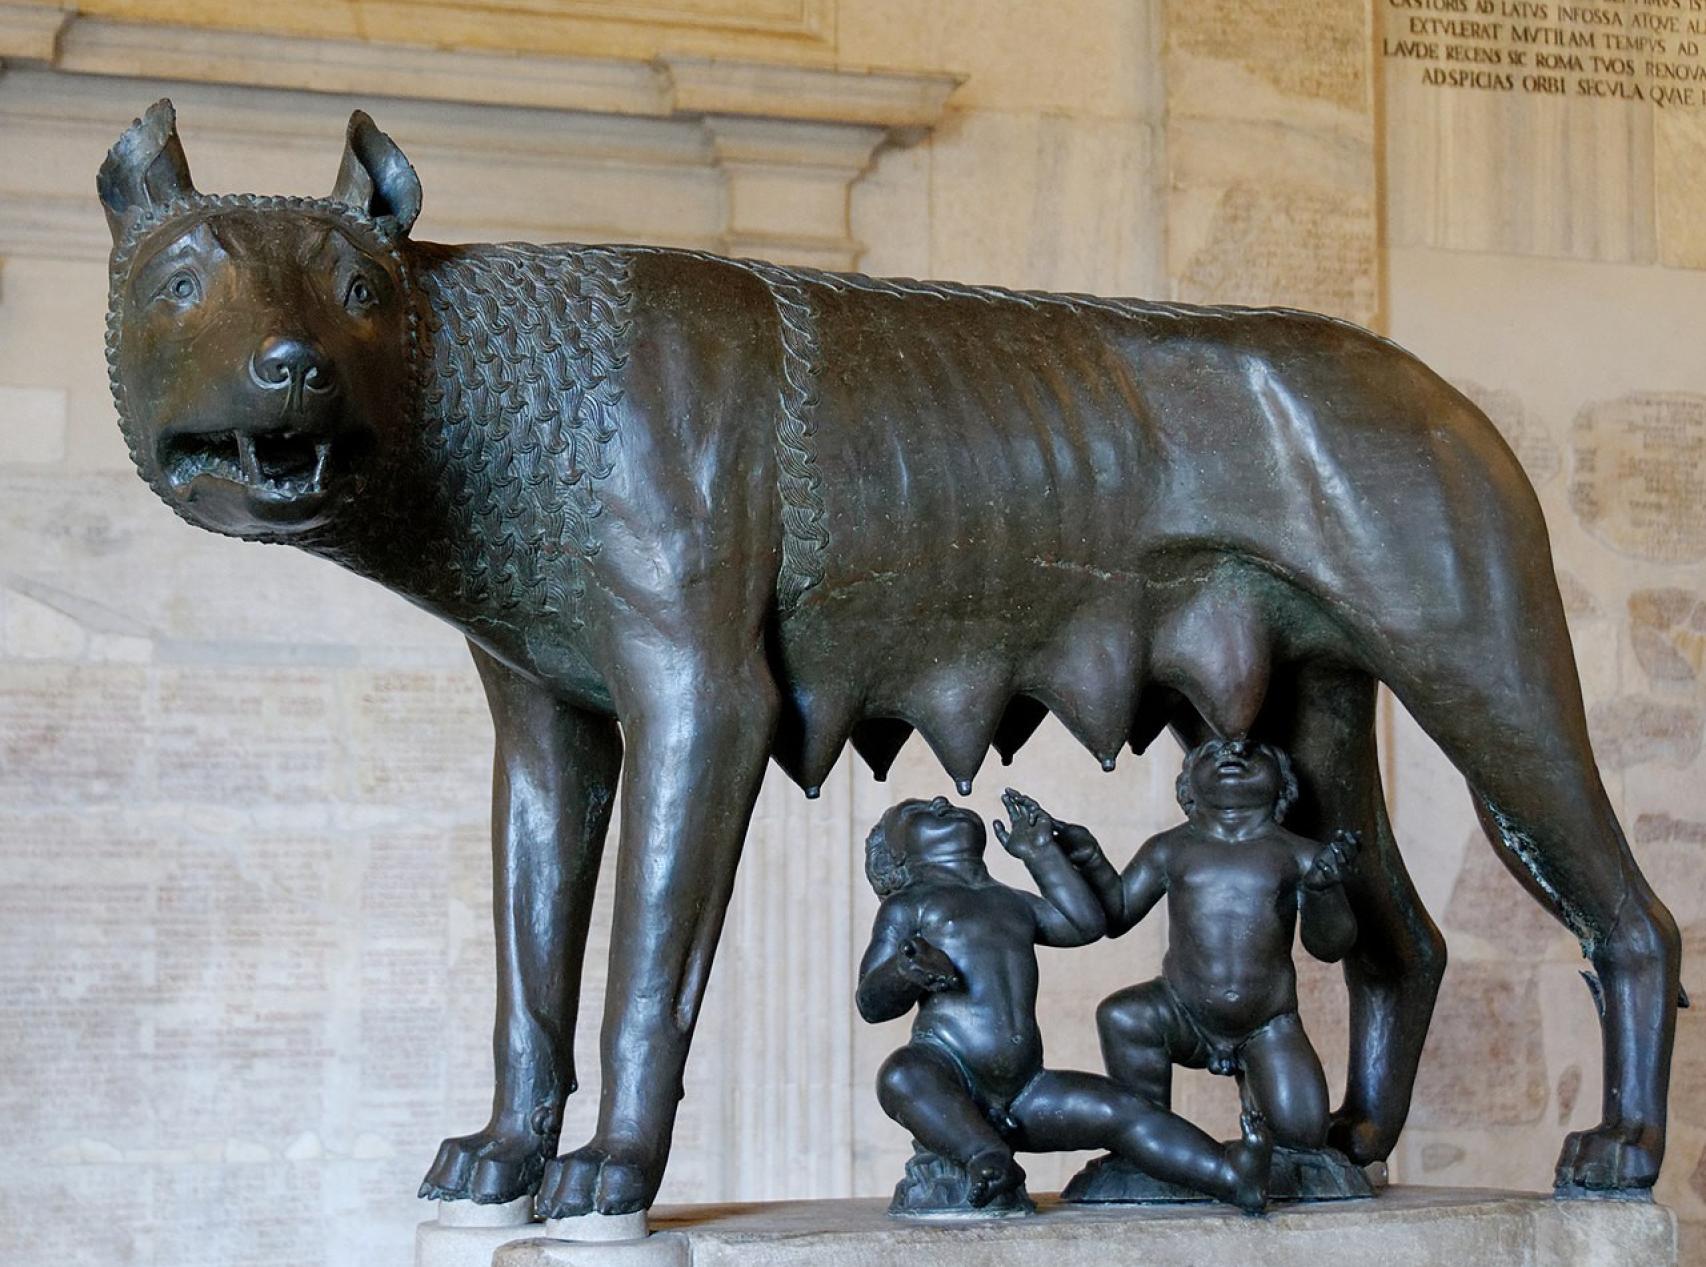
162, 429, 331, 499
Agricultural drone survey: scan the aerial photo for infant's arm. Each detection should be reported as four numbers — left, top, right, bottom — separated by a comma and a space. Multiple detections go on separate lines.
1060, 823, 1126, 925
994, 791, 1107, 945
1107, 833, 1172, 936
1018, 841, 1107, 947
857, 896, 930, 1023
1298, 830, 1359, 963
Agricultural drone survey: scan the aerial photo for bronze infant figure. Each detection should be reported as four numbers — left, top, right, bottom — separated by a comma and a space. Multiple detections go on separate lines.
1061, 738, 1374, 1204
99, 100, 1680, 1215
1086, 739, 1355, 1144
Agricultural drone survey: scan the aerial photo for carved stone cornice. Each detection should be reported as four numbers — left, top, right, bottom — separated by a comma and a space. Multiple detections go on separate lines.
665, 56, 958, 134
0, 6, 960, 129
0, 5, 959, 270
0, 3, 66, 63
706, 115, 888, 267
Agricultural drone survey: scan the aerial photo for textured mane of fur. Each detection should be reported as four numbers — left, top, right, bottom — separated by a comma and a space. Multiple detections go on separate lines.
398, 242, 636, 625
389, 242, 838, 625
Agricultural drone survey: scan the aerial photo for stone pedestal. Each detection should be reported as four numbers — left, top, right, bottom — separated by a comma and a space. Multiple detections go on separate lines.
470, 1188, 1675, 1267
415, 1198, 547, 1267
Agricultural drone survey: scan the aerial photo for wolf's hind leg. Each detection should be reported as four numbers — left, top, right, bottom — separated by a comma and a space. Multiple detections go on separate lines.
1392, 637, 1680, 1192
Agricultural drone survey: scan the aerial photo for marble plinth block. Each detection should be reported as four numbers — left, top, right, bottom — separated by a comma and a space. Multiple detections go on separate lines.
462, 1187, 1676, 1267
417, 1204, 659, 1267
415, 1197, 547, 1267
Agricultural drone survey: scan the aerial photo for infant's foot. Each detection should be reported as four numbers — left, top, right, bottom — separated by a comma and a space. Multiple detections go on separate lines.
1225, 1108, 1274, 1214
965, 1148, 1027, 1208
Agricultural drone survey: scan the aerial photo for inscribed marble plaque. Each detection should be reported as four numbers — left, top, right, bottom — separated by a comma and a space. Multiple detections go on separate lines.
1175, 183, 1378, 323
1629, 587, 1706, 683
1173, 0, 1369, 110
1382, 0, 1706, 108
1569, 391, 1706, 562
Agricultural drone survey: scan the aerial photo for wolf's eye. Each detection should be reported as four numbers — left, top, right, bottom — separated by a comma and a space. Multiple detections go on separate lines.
343, 276, 377, 312
158, 269, 201, 306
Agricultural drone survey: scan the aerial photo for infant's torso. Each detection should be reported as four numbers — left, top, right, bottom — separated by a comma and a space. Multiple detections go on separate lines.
1161, 834, 1303, 1036
911, 882, 1045, 1098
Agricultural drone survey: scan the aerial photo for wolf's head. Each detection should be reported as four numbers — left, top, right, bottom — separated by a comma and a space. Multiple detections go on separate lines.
101, 101, 421, 541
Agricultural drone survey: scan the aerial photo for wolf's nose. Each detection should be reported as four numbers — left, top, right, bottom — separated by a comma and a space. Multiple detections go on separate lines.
251, 335, 334, 394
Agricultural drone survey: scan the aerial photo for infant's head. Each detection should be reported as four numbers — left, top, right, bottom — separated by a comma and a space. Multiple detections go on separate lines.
864, 796, 987, 895
1176, 738, 1298, 824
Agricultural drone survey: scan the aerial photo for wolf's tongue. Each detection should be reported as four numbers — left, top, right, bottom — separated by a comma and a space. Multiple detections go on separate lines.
236, 432, 261, 483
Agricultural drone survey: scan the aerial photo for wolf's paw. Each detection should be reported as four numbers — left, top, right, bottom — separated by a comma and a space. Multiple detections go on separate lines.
419, 1123, 552, 1205
1555, 1123, 1663, 1194
1325, 1107, 1388, 1167
536, 1142, 661, 1217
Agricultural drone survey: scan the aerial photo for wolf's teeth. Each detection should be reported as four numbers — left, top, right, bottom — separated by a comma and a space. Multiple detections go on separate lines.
235, 432, 261, 483
312, 441, 330, 489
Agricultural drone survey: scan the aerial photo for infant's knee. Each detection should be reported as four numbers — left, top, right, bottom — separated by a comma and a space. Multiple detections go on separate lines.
1269, 1103, 1327, 1150
876, 1048, 927, 1108
1097, 985, 1168, 1044
1250, 1070, 1329, 1149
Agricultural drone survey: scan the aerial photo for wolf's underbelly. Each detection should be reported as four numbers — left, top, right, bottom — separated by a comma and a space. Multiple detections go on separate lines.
747, 274, 1166, 789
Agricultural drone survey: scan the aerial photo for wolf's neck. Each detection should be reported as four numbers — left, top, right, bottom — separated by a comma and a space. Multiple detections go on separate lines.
310, 241, 638, 631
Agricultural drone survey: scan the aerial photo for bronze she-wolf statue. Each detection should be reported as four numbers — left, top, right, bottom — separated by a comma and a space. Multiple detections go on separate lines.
98, 101, 1680, 1215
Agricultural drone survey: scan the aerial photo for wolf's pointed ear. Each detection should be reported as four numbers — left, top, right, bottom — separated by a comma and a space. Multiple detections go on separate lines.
331, 111, 422, 234
97, 100, 197, 244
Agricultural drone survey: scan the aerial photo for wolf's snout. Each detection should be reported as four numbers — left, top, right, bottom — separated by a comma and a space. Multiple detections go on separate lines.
249, 335, 336, 404
155, 332, 344, 513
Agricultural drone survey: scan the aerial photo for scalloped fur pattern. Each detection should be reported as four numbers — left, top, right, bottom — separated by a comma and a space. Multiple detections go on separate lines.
404, 242, 635, 624
745, 264, 828, 611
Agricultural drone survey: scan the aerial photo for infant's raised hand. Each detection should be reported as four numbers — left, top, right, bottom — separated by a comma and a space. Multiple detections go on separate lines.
898, 935, 962, 993
995, 788, 1055, 859
1055, 821, 1102, 867
1305, 829, 1363, 890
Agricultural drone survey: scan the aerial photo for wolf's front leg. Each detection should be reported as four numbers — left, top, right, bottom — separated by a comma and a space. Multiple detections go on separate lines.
536, 656, 778, 1217
421, 644, 623, 1205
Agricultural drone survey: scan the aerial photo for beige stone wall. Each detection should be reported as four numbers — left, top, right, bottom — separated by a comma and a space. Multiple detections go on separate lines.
1, 2, 1703, 1265
1380, 248, 1706, 1210
1376, 10, 1706, 1254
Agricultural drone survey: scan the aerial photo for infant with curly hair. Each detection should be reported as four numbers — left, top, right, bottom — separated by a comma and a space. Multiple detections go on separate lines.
1065, 737, 1361, 1152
